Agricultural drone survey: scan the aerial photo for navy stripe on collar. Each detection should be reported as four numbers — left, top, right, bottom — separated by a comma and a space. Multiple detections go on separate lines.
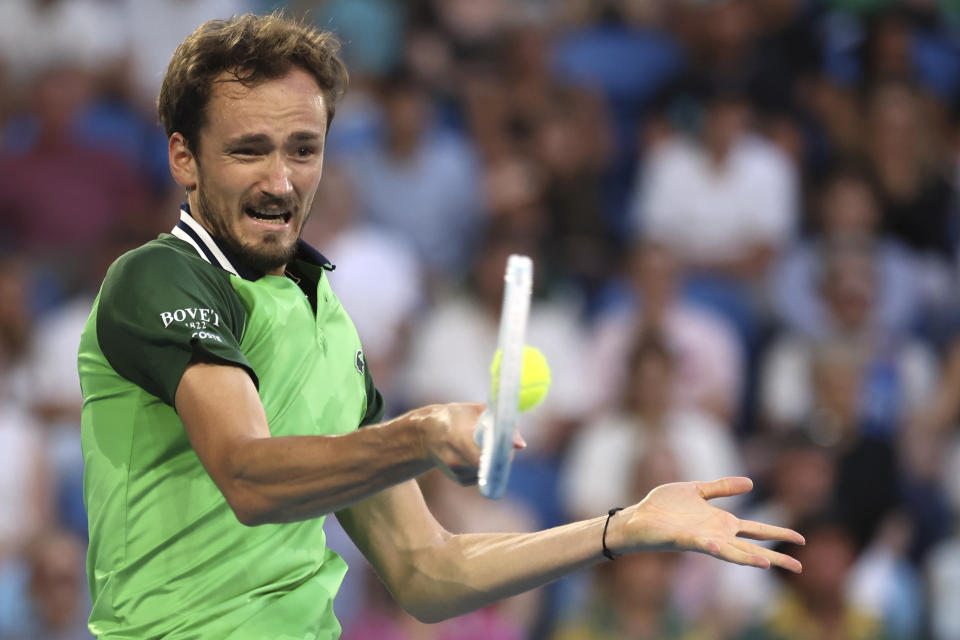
175, 218, 220, 266
170, 203, 335, 280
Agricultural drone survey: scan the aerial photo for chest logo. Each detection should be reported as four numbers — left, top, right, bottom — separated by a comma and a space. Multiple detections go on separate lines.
355, 350, 366, 375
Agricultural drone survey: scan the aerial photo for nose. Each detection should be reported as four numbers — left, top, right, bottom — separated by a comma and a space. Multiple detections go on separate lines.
262, 153, 293, 197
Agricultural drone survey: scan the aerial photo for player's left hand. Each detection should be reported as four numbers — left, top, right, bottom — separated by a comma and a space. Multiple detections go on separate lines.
607, 477, 804, 573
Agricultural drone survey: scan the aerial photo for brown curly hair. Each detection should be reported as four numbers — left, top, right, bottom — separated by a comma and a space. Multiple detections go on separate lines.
158, 12, 348, 153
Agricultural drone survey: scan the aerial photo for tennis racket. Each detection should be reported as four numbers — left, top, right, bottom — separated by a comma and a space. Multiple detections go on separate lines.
475, 254, 534, 499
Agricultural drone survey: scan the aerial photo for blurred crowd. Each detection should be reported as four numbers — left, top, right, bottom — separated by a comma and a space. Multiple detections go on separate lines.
3, 0, 960, 638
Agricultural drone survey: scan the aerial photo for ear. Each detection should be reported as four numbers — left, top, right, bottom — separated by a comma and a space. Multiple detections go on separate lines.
169, 133, 198, 190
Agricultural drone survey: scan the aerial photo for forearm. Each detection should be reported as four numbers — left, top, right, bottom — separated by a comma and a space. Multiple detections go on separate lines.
401, 515, 609, 622
176, 362, 485, 526
342, 478, 804, 625
226, 414, 431, 524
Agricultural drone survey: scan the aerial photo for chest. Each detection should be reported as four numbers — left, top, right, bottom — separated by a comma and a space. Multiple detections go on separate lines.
231, 274, 367, 437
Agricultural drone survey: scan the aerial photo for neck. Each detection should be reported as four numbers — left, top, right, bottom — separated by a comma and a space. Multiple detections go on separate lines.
636, 404, 668, 425
387, 133, 419, 159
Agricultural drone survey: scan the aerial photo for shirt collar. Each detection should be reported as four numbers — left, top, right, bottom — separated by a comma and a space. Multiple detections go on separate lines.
170, 203, 334, 281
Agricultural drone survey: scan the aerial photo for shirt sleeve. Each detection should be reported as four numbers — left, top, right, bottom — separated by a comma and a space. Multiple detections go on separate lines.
96, 243, 256, 406
359, 365, 385, 427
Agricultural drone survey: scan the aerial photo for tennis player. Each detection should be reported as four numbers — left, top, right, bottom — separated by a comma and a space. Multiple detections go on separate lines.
77, 12, 804, 639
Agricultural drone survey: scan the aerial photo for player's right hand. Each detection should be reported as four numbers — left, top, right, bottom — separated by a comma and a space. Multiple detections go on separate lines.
417, 403, 486, 485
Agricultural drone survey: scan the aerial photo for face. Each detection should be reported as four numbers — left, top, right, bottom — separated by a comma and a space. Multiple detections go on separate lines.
628, 350, 674, 415
704, 100, 750, 153
170, 67, 327, 275
631, 243, 678, 312
823, 254, 875, 330
792, 527, 856, 603
821, 178, 879, 237
773, 447, 835, 517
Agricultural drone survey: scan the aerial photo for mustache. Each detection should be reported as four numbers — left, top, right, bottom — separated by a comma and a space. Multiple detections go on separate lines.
243, 194, 299, 212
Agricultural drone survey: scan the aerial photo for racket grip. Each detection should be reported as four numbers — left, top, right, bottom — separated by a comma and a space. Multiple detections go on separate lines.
476, 410, 515, 500
473, 410, 493, 447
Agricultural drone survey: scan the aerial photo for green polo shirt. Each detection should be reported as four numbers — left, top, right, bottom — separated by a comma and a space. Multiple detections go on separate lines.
78, 209, 384, 639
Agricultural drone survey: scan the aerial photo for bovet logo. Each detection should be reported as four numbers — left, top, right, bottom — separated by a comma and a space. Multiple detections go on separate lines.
160, 307, 221, 329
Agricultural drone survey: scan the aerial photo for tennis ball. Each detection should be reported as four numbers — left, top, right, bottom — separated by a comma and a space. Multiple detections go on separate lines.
490, 346, 551, 412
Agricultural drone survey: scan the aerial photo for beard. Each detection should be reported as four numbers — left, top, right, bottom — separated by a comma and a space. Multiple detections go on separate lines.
196, 186, 300, 275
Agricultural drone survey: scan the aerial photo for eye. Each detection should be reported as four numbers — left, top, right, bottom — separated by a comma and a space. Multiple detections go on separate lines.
231, 148, 260, 157
294, 145, 316, 158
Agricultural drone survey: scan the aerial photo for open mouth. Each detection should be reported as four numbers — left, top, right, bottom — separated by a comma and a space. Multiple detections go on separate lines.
245, 207, 293, 224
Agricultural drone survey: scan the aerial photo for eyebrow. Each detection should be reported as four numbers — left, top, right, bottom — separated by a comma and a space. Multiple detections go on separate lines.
224, 131, 322, 148
224, 133, 271, 148
290, 131, 321, 142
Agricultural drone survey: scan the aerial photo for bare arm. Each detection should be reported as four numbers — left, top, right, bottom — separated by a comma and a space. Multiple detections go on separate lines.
338, 476, 805, 624
174, 361, 484, 525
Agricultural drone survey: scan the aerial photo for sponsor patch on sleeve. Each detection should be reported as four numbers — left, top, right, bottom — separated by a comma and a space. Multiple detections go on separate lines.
160, 307, 225, 342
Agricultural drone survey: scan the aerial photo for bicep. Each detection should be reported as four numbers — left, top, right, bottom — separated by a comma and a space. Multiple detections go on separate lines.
336, 479, 449, 591
175, 361, 270, 500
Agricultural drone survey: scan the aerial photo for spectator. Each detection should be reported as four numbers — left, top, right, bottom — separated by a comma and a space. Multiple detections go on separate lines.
120, 0, 255, 109
563, 332, 743, 523
553, 448, 709, 640
717, 428, 924, 638
771, 341, 903, 553
552, 0, 685, 234
738, 513, 893, 640
856, 6, 960, 104
927, 526, 960, 640
713, 433, 838, 635
341, 69, 483, 286
405, 224, 594, 529
551, 549, 696, 640
863, 79, 955, 259
0, 0, 124, 95
532, 87, 617, 300
0, 530, 91, 640
760, 240, 937, 439
771, 165, 934, 339
343, 565, 523, 640
589, 241, 744, 422
0, 255, 54, 559
15, 231, 145, 541
631, 86, 799, 285
0, 65, 152, 286
406, 224, 593, 458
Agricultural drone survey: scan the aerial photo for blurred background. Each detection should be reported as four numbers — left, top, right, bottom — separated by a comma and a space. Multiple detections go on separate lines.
3, 0, 960, 638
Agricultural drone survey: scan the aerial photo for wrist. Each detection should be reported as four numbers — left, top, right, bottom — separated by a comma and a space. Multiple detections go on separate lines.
602, 508, 625, 560
406, 405, 442, 465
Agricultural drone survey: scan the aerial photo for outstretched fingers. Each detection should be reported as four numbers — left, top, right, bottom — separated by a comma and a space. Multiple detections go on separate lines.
737, 519, 806, 546
733, 539, 802, 573
695, 476, 754, 500
705, 539, 803, 574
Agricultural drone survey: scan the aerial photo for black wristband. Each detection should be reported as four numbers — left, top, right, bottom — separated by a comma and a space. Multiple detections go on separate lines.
602, 507, 624, 561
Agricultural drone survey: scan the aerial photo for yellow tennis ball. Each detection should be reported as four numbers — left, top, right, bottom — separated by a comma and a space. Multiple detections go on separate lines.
490, 346, 551, 412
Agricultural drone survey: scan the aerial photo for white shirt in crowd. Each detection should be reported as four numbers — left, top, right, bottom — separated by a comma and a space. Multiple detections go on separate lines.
632, 134, 798, 263
561, 408, 744, 520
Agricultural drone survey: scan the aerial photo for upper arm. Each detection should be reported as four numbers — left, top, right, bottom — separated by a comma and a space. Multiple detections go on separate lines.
97, 244, 255, 405
336, 479, 449, 595
175, 361, 271, 521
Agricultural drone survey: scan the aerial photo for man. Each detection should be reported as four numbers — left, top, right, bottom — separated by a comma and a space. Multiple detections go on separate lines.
78, 13, 804, 639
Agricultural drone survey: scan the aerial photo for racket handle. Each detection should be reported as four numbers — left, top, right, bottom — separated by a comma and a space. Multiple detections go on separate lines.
475, 410, 514, 500
473, 410, 493, 447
